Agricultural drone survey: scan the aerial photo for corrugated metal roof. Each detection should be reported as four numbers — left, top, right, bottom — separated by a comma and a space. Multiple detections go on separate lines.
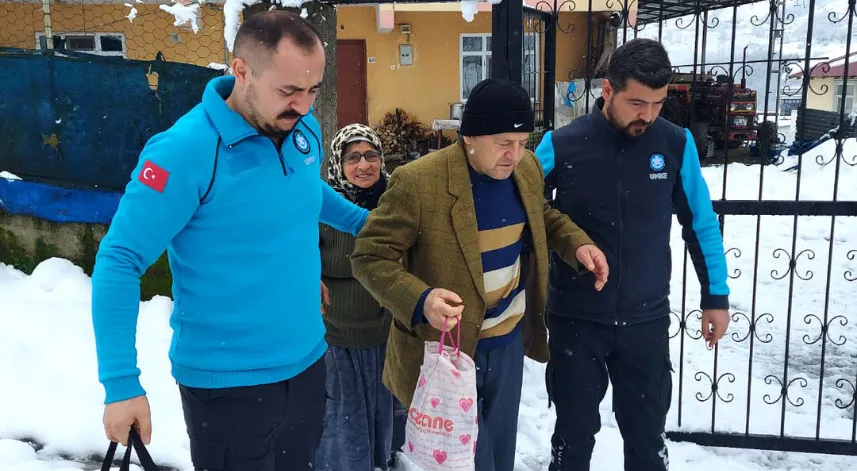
636, 0, 765, 24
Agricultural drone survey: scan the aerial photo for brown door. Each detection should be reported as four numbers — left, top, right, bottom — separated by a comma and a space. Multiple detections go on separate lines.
336, 40, 368, 129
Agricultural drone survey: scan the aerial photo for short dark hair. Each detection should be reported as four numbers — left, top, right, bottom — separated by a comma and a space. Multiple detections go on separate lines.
605, 38, 673, 92
233, 10, 322, 66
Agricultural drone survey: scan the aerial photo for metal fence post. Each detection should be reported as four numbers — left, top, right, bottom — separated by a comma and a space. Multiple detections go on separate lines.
492, 0, 523, 84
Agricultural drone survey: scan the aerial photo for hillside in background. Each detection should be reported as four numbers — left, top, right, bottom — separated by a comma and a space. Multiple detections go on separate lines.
633, 0, 854, 111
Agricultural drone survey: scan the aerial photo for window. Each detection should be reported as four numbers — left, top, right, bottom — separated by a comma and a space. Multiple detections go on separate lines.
834, 79, 856, 113
460, 33, 539, 102
460, 34, 492, 101
36, 32, 127, 57
779, 98, 801, 116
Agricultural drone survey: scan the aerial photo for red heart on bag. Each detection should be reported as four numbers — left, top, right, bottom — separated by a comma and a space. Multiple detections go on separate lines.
418, 376, 427, 388
433, 449, 448, 464
460, 434, 471, 445
408, 442, 415, 453
431, 398, 440, 408
451, 369, 461, 379
459, 397, 473, 412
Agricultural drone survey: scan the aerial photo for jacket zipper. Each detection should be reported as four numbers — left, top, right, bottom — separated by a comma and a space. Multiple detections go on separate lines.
614, 142, 625, 326
278, 150, 288, 175
276, 116, 306, 176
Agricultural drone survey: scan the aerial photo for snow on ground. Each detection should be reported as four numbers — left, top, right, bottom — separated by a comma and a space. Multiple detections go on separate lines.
1, 140, 856, 470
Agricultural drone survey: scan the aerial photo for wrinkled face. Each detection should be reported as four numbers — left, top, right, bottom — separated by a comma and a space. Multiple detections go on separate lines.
463, 132, 530, 180
342, 141, 382, 188
233, 38, 325, 139
602, 78, 668, 137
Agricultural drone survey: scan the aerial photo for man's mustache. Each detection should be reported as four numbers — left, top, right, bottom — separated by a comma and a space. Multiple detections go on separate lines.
279, 110, 301, 120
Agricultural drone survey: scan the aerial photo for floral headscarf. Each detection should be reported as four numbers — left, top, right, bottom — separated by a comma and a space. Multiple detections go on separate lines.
327, 123, 391, 209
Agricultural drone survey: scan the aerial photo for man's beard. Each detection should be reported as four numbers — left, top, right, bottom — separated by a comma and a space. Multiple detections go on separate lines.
245, 83, 302, 140
606, 99, 652, 137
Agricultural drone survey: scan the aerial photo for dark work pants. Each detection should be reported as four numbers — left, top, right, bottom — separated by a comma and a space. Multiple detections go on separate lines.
179, 356, 326, 471
546, 314, 672, 471
474, 333, 525, 471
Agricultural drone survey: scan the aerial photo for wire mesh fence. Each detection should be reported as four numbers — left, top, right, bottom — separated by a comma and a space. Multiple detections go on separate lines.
0, 0, 229, 67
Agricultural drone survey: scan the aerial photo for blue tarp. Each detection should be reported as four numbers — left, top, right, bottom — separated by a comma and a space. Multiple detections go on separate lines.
0, 49, 221, 190
0, 177, 121, 224
0, 49, 222, 224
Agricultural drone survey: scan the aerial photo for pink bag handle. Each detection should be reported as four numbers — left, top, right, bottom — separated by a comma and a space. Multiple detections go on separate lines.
438, 316, 462, 356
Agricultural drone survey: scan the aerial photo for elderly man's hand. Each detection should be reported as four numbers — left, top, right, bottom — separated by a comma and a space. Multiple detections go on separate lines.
423, 289, 465, 331
576, 244, 609, 291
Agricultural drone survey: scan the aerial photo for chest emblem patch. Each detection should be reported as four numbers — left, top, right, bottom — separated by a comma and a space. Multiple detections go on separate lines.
294, 130, 311, 154
649, 153, 666, 172
649, 153, 668, 180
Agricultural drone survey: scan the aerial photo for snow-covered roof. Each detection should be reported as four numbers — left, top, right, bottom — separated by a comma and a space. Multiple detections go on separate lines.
789, 50, 857, 80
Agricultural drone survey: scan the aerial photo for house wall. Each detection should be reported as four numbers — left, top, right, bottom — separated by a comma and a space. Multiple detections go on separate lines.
806, 77, 836, 111
0, 2, 226, 67
336, 6, 588, 127
336, 6, 489, 126
0, 2, 591, 128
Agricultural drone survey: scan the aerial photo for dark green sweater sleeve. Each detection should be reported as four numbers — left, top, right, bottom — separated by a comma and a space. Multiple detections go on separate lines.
320, 223, 392, 349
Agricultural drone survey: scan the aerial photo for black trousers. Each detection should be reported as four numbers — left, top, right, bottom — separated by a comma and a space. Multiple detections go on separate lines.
179, 356, 326, 471
546, 314, 672, 471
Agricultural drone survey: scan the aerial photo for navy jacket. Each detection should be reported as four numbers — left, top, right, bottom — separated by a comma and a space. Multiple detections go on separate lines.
535, 98, 729, 325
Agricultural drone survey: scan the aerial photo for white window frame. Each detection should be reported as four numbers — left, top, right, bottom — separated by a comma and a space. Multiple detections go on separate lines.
833, 78, 856, 113
460, 33, 492, 102
35, 32, 127, 58
459, 32, 540, 103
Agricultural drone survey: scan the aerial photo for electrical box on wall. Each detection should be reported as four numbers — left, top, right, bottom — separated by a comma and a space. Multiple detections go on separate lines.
399, 44, 413, 66
400, 24, 412, 34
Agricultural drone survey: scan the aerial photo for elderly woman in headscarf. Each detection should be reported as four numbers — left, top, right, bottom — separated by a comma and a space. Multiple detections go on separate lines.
315, 123, 406, 471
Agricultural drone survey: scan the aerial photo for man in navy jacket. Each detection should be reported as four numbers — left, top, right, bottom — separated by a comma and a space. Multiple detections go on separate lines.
535, 38, 730, 471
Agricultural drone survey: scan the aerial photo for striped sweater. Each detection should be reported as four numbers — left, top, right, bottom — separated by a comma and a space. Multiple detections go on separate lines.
469, 166, 528, 349
412, 165, 529, 349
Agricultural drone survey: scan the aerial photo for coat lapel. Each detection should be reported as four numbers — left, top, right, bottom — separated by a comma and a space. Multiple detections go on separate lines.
447, 145, 487, 301
513, 164, 546, 247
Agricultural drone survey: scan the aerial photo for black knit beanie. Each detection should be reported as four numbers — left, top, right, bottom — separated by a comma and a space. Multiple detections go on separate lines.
459, 78, 535, 136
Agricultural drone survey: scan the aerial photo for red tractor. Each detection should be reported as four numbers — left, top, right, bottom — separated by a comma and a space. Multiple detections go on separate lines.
660, 72, 759, 161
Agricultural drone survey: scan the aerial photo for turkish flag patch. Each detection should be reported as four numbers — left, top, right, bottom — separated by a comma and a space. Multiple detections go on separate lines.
138, 159, 169, 193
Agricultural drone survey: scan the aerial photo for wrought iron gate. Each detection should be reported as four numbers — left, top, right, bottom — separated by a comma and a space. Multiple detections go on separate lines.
524, 8, 551, 149
527, 0, 857, 457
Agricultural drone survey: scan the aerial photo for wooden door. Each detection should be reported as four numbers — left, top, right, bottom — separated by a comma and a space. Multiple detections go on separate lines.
336, 40, 368, 129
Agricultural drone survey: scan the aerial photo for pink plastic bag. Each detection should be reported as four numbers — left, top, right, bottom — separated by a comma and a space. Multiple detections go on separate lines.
404, 318, 479, 470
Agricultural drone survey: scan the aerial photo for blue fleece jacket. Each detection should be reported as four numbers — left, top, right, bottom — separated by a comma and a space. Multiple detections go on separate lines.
91, 76, 369, 404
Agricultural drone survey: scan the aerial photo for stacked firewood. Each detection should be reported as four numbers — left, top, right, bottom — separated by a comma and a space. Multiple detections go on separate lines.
374, 108, 430, 156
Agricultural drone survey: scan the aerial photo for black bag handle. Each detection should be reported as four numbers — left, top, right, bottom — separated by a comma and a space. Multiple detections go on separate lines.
100, 428, 159, 471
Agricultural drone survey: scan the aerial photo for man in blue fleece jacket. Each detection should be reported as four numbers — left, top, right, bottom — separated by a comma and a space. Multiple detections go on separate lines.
91, 11, 368, 471
536, 39, 730, 471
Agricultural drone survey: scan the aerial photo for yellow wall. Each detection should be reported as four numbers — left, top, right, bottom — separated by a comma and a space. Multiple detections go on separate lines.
337, 6, 490, 126
336, 6, 588, 127
556, 12, 588, 83
805, 77, 836, 111
0, 2, 225, 67
0, 3, 590, 128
